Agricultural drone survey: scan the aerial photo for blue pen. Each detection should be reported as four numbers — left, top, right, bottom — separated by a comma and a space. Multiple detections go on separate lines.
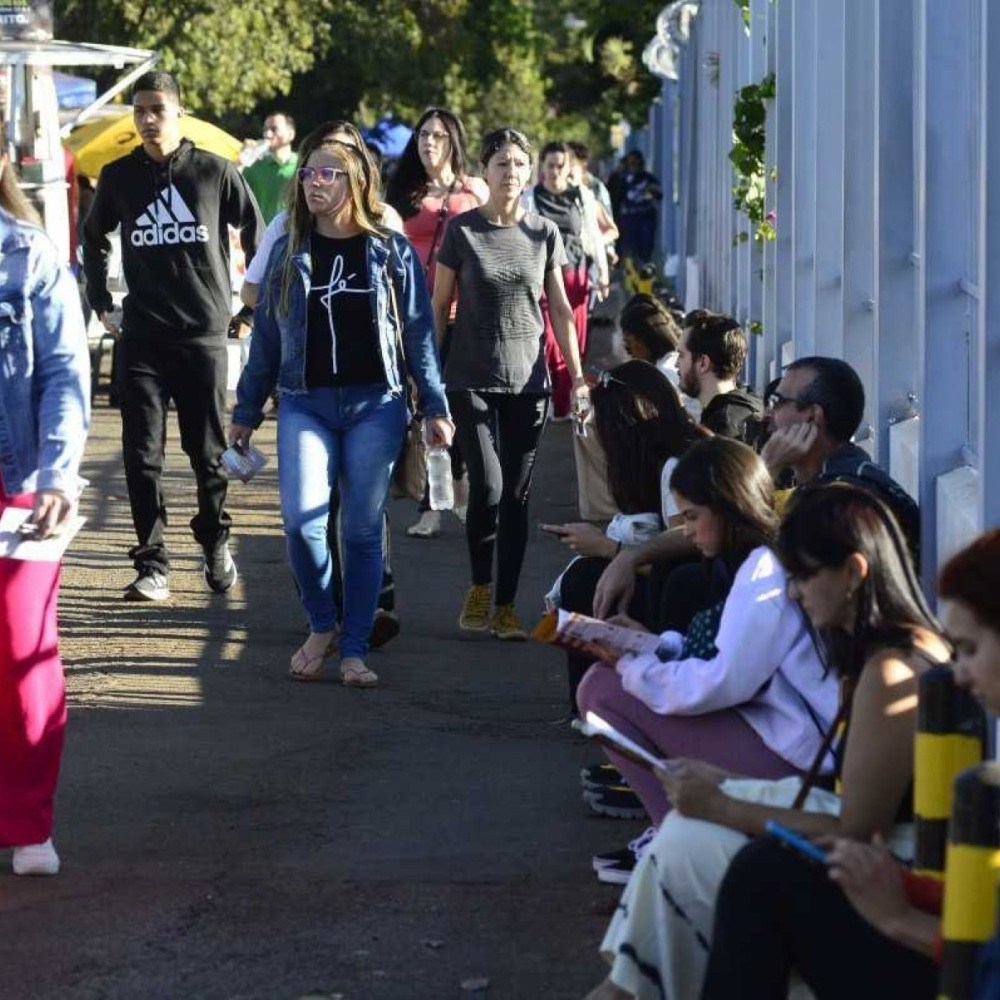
764, 820, 828, 863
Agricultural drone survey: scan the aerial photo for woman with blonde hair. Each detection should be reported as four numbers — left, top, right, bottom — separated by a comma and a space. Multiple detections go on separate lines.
230, 127, 453, 688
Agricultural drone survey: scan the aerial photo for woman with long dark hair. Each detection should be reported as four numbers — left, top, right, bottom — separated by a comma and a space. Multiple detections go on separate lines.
585, 483, 949, 1000
433, 127, 588, 640
0, 116, 90, 875
230, 128, 453, 688
386, 107, 487, 539
576, 440, 838, 832
698, 523, 995, 1000
542, 360, 706, 706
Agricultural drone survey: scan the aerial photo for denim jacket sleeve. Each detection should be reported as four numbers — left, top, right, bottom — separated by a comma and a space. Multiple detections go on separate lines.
389, 234, 449, 419
233, 250, 282, 428
30, 233, 91, 494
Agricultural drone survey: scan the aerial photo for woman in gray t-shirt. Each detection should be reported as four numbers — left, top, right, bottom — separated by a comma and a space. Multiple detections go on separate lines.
433, 127, 589, 640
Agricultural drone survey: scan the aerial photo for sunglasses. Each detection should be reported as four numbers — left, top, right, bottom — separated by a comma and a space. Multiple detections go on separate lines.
766, 390, 812, 409
297, 166, 345, 186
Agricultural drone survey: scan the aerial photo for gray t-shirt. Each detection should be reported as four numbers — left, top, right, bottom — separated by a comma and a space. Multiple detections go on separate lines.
436, 208, 567, 393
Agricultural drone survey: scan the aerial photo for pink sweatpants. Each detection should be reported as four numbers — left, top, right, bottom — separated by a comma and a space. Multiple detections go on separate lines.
576, 664, 802, 825
0, 482, 66, 847
543, 264, 589, 418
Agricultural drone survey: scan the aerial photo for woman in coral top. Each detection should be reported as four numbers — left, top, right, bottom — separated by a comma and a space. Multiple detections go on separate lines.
387, 107, 487, 539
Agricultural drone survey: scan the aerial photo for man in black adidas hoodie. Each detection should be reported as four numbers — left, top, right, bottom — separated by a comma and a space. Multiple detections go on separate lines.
83, 72, 263, 601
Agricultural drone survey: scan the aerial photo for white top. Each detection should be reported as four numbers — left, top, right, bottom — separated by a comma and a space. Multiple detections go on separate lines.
660, 456, 679, 522
243, 204, 405, 286
616, 546, 839, 771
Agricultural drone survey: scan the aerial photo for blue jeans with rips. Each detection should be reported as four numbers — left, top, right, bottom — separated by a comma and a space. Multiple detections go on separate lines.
277, 385, 406, 658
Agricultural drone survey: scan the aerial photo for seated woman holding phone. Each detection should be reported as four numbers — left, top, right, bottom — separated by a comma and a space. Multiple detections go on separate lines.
540, 359, 706, 709
584, 483, 949, 1000
699, 527, 1000, 1000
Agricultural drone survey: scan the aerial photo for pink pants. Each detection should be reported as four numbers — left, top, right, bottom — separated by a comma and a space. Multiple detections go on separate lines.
0, 481, 66, 847
576, 664, 802, 826
543, 264, 589, 418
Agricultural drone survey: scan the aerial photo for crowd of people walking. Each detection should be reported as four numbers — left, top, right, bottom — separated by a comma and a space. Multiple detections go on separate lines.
1, 65, 997, 1000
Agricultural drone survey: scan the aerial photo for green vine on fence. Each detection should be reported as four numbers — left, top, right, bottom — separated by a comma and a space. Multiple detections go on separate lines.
730, 71, 776, 244
734, 0, 752, 32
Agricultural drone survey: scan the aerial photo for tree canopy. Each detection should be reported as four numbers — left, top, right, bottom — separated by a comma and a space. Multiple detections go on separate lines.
56, 0, 666, 149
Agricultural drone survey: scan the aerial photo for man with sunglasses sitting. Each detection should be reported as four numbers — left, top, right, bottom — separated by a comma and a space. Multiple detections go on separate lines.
762, 356, 920, 559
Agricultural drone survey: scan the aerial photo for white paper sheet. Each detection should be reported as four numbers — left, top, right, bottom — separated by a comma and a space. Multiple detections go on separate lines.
0, 507, 86, 562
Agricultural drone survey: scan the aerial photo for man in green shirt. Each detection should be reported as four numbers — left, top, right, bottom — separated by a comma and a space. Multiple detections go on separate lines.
243, 112, 297, 223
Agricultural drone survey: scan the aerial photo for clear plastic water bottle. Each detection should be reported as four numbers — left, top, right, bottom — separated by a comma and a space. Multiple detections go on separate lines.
426, 447, 454, 510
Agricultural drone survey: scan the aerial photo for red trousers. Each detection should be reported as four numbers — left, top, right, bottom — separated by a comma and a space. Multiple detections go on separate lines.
0, 481, 65, 847
543, 264, 589, 418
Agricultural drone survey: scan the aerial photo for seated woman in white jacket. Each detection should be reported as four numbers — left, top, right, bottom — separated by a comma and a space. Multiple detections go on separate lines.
576, 436, 839, 829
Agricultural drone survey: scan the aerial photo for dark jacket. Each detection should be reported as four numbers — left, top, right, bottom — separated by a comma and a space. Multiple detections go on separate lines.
815, 443, 922, 563
82, 139, 263, 339
700, 386, 764, 440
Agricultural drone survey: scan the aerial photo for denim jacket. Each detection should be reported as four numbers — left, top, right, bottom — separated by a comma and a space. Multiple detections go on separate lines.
233, 230, 449, 428
0, 207, 90, 496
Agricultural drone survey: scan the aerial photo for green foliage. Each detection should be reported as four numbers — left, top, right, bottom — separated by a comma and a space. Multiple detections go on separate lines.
733, 0, 751, 33
730, 72, 776, 244
57, 0, 334, 115
57, 0, 669, 149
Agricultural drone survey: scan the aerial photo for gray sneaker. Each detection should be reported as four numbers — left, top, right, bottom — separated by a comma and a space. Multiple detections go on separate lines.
124, 568, 170, 602
203, 542, 237, 593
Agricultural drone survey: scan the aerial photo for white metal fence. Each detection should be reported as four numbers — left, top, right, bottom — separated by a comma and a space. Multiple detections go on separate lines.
637, 0, 1000, 587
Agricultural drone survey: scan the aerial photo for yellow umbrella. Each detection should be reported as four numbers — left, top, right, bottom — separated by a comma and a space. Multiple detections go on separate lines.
65, 110, 242, 179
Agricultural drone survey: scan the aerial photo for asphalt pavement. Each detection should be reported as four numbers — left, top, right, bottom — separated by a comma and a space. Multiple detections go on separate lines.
0, 375, 643, 1000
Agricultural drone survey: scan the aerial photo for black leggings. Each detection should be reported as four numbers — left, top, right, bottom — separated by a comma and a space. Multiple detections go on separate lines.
701, 838, 937, 1000
448, 390, 548, 607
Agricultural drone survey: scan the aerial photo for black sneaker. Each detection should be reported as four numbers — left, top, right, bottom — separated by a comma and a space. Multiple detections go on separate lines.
124, 567, 170, 602
580, 762, 625, 792
594, 827, 657, 884
369, 608, 400, 649
203, 542, 238, 593
583, 784, 648, 820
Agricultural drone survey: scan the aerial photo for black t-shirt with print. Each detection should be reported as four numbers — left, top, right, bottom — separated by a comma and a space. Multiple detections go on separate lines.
306, 232, 385, 388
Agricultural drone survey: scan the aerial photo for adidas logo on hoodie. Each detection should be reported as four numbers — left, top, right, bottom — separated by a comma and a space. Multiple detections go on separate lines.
130, 184, 209, 247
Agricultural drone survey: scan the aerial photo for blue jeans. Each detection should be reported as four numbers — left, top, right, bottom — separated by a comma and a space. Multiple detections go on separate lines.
277, 385, 406, 658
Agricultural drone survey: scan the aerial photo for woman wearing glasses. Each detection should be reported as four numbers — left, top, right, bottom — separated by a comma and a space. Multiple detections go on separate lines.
386, 108, 487, 539
230, 126, 453, 688
239, 121, 405, 652
433, 127, 588, 640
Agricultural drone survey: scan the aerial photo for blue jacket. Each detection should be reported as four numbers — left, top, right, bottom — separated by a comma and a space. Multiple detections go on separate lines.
0, 207, 90, 496
233, 229, 449, 427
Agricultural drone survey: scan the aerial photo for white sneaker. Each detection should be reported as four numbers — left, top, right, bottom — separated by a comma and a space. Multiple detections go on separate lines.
406, 510, 441, 539
453, 476, 469, 524
13, 838, 60, 876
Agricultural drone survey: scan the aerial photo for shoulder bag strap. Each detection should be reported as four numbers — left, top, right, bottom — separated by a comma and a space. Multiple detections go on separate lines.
791, 679, 854, 809
425, 179, 457, 271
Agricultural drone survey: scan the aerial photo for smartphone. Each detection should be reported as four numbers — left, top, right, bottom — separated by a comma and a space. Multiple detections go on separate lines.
764, 820, 828, 863
220, 443, 268, 483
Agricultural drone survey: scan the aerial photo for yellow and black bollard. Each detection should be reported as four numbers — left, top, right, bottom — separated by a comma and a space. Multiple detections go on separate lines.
914, 666, 986, 879
938, 762, 1000, 1000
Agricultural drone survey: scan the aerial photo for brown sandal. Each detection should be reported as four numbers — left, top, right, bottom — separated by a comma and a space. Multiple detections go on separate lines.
340, 657, 378, 688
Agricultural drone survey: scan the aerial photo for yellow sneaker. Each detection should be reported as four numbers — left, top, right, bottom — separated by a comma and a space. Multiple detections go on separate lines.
490, 604, 528, 641
459, 584, 492, 631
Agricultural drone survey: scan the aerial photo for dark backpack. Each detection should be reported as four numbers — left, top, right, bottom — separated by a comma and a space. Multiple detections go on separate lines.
814, 445, 921, 568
